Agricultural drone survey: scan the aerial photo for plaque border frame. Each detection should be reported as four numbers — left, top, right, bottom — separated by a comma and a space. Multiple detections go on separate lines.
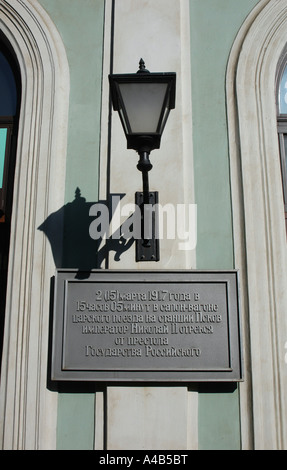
51, 269, 243, 382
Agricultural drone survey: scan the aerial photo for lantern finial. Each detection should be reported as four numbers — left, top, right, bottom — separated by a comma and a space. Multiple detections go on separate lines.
137, 58, 149, 74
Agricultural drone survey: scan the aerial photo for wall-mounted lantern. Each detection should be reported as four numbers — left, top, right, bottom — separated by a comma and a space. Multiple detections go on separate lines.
109, 59, 176, 261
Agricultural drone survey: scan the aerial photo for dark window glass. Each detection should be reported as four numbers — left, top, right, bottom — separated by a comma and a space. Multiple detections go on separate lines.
0, 35, 21, 371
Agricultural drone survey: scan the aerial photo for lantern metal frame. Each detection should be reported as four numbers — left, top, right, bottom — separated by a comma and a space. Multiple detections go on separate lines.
109, 60, 176, 261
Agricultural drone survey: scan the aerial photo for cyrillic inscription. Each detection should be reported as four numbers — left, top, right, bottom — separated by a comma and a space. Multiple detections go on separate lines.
52, 270, 242, 381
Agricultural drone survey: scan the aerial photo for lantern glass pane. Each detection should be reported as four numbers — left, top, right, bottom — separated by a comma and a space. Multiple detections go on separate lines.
118, 82, 168, 133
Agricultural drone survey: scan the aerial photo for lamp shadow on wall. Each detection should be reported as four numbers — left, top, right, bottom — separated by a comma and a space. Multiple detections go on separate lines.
38, 187, 134, 275
39, 187, 135, 392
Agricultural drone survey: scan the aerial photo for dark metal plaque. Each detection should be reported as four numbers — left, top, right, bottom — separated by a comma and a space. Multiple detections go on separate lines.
51, 270, 243, 382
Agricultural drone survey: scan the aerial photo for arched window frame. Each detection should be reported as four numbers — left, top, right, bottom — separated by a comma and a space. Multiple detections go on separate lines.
0, 0, 69, 450
226, 0, 287, 450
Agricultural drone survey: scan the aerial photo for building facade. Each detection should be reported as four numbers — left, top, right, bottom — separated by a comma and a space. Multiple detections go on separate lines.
0, 0, 287, 450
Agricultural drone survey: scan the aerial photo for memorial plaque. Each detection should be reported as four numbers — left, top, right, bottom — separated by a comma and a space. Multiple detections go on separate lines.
51, 269, 243, 381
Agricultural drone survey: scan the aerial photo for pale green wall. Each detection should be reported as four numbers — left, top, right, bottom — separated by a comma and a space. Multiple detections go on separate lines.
190, 0, 258, 270
56, 392, 95, 450
39, 0, 105, 450
40, 0, 105, 205
189, 0, 259, 449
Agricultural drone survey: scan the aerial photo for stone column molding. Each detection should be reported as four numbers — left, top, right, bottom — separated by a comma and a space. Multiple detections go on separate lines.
227, 0, 287, 450
0, 0, 69, 449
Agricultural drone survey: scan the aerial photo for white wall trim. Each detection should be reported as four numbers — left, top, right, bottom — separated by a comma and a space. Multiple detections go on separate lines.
227, 0, 287, 450
0, 0, 69, 449
98, 0, 198, 450
99, 0, 195, 270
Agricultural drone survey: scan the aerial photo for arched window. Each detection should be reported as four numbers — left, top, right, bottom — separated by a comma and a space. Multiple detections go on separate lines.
0, 33, 21, 369
226, 0, 287, 450
276, 51, 287, 230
